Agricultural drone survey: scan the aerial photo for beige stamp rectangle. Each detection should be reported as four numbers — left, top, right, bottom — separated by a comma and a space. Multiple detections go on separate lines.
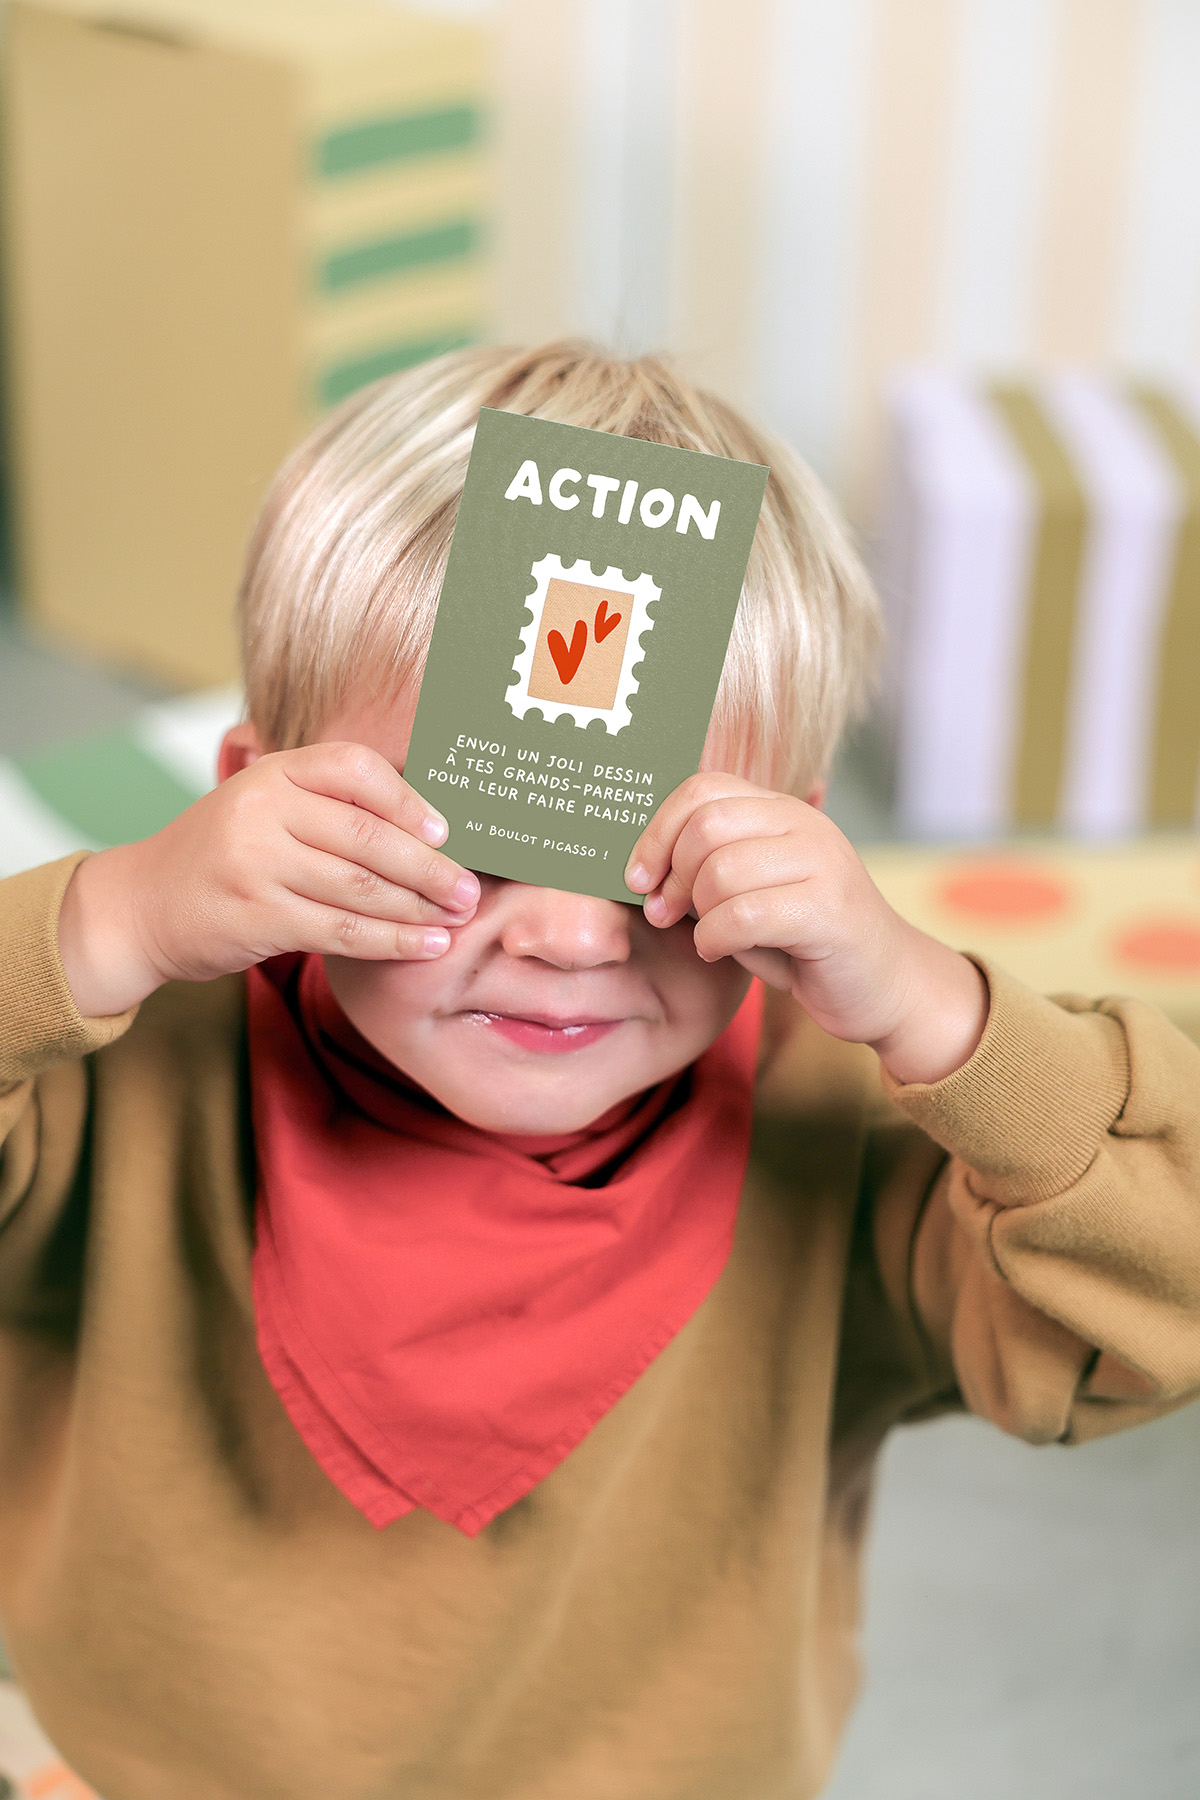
508, 554, 659, 734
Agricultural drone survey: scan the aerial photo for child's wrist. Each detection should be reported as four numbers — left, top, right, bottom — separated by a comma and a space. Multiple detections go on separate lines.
57, 844, 168, 1018
868, 928, 989, 1086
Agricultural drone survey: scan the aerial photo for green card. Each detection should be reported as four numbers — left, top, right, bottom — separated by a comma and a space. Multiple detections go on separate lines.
405, 409, 769, 903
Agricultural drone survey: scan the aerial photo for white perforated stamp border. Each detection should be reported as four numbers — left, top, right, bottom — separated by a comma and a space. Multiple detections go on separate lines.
506, 553, 660, 736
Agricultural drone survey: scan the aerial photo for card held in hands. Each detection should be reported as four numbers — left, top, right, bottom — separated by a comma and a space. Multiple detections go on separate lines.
405, 409, 769, 903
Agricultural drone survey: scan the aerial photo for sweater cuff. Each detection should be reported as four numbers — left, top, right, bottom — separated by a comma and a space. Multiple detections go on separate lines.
880, 956, 1131, 1206
0, 853, 139, 1085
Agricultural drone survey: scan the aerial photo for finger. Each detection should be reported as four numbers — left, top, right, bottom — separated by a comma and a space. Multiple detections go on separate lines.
689, 833, 816, 921
624, 772, 765, 897
295, 901, 453, 962
691, 884, 820, 966
278, 742, 451, 848
731, 945, 797, 992
647, 798, 802, 929
281, 844, 477, 927
285, 790, 479, 914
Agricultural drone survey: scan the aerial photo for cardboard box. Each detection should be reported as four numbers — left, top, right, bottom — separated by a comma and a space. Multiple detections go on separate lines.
2, 0, 491, 687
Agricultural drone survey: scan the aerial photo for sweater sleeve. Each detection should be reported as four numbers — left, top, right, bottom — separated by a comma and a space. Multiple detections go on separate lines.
1, 854, 139, 1236
0, 853, 138, 1084
873, 957, 1200, 1446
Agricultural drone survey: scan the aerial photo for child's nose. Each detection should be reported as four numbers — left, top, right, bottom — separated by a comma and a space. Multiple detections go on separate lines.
497, 886, 633, 970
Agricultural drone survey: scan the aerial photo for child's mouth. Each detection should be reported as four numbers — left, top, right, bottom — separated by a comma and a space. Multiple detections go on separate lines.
468, 1012, 623, 1054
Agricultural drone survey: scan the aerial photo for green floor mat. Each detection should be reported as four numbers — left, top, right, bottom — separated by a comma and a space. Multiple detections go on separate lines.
14, 730, 200, 848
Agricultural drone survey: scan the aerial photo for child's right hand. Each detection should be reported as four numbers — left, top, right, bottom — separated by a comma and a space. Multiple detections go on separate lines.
56, 743, 479, 1019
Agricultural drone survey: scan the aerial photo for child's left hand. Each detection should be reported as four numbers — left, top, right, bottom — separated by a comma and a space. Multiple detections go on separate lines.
625, 774, 989, 1086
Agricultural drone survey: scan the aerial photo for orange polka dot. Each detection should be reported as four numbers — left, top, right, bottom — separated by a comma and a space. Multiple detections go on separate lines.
937, 863, 1071, 923
1112, 919, 1200, 975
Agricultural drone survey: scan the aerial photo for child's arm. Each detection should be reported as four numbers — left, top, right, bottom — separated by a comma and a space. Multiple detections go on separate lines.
2, 744, 478, 1270
871, 965, 1200, 1442
628, 775, 1200, 1442
1, 854, 140, 1285
56, 741, 479, 1018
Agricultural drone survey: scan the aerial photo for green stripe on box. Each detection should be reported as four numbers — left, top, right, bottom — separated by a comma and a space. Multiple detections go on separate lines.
317, 329, 476, 408
320, 219, 480, 292
317, 106, 480, 178
14, 731, 199, 848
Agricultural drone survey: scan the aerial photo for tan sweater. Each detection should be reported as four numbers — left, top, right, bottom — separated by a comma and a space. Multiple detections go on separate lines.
1, 852, 1198, 1800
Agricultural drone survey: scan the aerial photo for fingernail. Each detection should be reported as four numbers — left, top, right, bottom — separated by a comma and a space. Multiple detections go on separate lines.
420, 811, 449, 846
643, 892, 667, 925
422, 928, 451, 956
452, 872, 481, 909
625, 861, 650, 892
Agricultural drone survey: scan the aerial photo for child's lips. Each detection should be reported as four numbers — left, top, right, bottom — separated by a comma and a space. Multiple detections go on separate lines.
466, 1011, 624, 1054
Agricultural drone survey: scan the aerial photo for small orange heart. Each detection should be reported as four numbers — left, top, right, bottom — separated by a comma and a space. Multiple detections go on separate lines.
548, 618, 587, 683
594, 599, 623, 643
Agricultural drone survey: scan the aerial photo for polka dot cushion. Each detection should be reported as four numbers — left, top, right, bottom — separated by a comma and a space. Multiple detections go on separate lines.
864, 838, 1200, 1043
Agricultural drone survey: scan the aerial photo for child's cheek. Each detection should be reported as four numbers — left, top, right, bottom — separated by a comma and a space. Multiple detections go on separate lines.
631, 913, 752, 1041
321, 950, 459, 1049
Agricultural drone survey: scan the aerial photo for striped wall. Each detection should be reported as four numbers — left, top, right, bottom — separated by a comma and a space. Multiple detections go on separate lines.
449, 0, 1200, 520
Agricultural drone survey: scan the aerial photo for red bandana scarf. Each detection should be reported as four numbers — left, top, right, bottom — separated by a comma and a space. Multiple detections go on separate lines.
247, 954, 763, 1535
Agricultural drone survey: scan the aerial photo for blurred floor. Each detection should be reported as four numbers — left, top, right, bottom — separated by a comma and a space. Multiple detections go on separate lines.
824, 1406, 1200, 1800
0, 598, 170, 756
0, 607, 1197, 1799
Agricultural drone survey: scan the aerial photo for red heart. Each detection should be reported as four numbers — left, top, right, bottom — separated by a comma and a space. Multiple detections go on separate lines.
548, 617, 587, 684
594, 598, 623, 643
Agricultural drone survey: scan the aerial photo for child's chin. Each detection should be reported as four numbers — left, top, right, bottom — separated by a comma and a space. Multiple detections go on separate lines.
450, 1087, 628, 1136
430, 1064, 641, 1136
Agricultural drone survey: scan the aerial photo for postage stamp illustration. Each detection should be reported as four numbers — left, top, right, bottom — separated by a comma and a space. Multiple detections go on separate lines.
507, 553, 659, 734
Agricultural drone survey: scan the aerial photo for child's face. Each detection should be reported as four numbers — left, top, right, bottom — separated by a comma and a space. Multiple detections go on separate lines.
313, 691, 753, 1134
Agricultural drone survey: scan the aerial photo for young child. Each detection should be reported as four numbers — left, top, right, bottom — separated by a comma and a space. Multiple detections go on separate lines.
2, 342, 1198, 1800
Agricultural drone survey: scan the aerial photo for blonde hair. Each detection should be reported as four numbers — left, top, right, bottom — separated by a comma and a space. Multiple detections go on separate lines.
238, 341, 880, 795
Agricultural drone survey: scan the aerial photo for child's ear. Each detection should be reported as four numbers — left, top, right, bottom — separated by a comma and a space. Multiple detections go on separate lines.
217, 721, 265, 784
805, 781, 827, 812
